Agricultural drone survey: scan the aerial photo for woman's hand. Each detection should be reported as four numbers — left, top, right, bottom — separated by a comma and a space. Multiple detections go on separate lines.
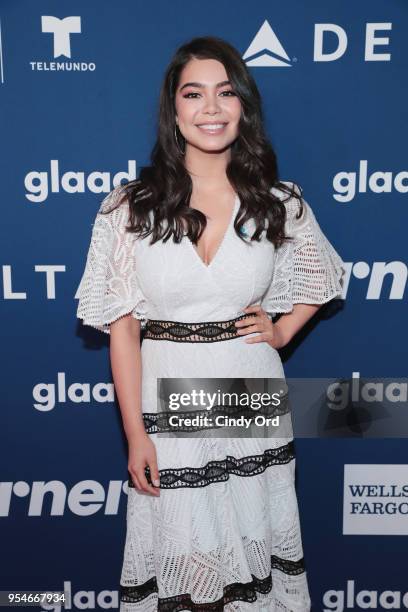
128, 433, 160, 496
235, 304, 285, 349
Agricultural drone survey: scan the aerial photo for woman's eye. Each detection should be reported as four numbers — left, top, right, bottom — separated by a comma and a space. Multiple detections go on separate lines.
183, 90, 237, 99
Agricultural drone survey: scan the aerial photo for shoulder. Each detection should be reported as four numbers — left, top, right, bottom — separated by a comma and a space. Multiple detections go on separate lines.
99, 184, 129, 213
270, 180, 302, 199
270, 181, 312, 229
96, 184, 132, 231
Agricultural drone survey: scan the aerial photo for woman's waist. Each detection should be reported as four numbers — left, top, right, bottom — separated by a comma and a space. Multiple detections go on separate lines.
143, 312, 257, 343
140, 334, 284, 380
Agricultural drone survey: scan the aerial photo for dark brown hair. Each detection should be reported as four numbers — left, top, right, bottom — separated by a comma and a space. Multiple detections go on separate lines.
103, 35, 303, 247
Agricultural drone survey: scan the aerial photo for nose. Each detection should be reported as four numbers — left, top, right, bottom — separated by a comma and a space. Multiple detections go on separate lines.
202, 93, 221, 114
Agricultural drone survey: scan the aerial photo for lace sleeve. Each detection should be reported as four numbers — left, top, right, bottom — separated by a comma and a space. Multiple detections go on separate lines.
261, 183, 346, 318
74, 185, 148, 334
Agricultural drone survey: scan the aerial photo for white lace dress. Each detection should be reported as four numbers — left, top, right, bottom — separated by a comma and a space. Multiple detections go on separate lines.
75, 181, 346, 611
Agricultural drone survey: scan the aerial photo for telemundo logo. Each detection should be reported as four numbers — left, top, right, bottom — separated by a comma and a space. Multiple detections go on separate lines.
30, 16, 96, 72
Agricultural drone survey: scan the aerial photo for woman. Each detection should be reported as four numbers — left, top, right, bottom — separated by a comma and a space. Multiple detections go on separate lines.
76, 36, 345, 611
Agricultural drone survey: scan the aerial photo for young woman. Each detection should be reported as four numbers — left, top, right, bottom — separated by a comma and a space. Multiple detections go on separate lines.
76, 36, 345, 611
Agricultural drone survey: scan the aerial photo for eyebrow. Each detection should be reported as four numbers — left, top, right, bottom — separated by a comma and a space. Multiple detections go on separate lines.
179, 80, 231, 92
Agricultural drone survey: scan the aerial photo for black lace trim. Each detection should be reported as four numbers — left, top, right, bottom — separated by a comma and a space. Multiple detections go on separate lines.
144, 313, 257, 343
128, 440, 295, 489
141, 394, 290, 434
120, 556, 305, 610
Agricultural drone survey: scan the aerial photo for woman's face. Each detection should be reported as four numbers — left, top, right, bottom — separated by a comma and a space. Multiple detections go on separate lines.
174, 58, 242, 154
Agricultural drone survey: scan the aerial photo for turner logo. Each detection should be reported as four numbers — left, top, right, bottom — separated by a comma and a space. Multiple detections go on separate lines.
343, 465, 408, 535
323, 580, 408, 611
243, 21, 392, 67
24, 160, 136, 202
0, 479, 129, 517
30, 16, 95, 72
345, 261, 407, 301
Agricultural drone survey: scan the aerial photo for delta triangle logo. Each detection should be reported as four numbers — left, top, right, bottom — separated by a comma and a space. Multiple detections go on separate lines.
243, 20, 292, 67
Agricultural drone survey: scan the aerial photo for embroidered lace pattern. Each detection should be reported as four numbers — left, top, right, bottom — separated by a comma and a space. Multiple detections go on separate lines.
74, 182, 340, 612
120, 554, 306, 609
75, 185, 148, 334
144, 313, 257, 343
261, 183, 346, 318
128, 441, 295, 489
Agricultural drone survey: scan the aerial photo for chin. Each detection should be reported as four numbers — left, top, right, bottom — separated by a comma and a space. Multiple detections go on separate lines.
189, 138, 235, 154
198, 144, 232, 155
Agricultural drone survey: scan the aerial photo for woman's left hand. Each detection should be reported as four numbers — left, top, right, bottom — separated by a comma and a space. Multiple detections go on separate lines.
235, 304, 282, 349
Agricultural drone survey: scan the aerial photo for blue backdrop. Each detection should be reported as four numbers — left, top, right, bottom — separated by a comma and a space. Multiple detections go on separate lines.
1, 1, 407, 610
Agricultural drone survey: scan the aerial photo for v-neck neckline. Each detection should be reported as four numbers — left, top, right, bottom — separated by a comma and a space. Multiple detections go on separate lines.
188, 195, 239, 270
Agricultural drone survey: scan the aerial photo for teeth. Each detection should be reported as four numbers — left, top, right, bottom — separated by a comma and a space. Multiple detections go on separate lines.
198, 124, 225, 129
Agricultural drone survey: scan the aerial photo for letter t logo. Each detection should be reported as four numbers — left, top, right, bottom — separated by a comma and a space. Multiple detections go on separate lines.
41, 16, 81, 58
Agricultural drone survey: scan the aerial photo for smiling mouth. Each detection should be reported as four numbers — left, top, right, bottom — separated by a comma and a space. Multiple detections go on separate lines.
195, 123, 228, 134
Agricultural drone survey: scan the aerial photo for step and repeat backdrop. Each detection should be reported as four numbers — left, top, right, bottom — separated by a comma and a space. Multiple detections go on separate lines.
1, 1, 407, 610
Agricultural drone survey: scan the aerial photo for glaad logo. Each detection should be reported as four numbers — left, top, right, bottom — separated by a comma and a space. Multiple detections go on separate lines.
243, 20, 292, 67
24, 160, 137, 202
326, 371, 408, 411
40, 580, 118, 611
343, 465, 408, 535
243, 21, 392, 67
0, 479, 129, 517
33, 373, 115, 411
30, 16, 95, 72
333, 160, 408, 202
323, 580, 408, 611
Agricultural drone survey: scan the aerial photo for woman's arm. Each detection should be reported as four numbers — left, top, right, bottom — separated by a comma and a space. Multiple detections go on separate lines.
237, 303, 322, 349
273, 303, 321, 348
110, 315, 160, 496
110, 315, 145, 437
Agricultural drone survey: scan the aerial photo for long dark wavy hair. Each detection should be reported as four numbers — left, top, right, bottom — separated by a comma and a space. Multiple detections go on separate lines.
103, 35, 303, 248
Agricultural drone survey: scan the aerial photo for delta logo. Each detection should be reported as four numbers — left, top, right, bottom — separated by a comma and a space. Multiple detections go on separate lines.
243, 20, 392, 67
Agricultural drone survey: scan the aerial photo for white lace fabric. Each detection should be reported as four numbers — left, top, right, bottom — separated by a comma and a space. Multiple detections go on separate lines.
261, 183, 345, 317
75, 182, 346, 334
75, 186, 148, 334
74, 181, 347, 611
